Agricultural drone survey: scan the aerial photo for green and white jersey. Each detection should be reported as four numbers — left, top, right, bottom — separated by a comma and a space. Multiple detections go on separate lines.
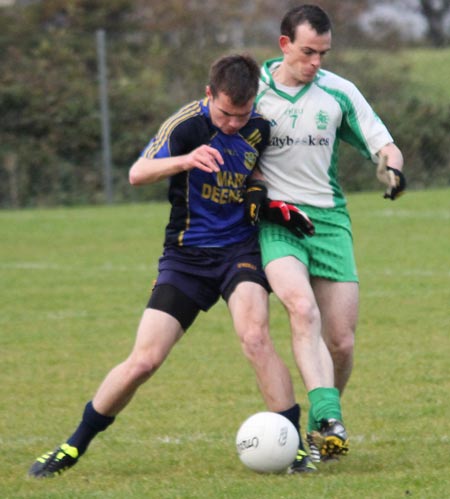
256, 58, 393, 208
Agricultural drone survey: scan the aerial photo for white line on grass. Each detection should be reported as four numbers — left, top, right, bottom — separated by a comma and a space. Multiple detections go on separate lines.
367, 209, 450, 219
3, 262, 448, 278
360, 269, 450, 278
46, 310, 89, 320
8, 433, 448, 447
0, 262, 154, 272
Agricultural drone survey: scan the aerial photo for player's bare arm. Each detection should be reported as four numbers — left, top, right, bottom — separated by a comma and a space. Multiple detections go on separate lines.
378, 142, 403, 171
376, 143, 406, 200
129, 145, 223, 185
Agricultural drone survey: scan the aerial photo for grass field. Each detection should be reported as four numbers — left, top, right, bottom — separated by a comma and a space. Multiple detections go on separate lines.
1, 189, 449, 498
398, 48, 450, 103
336, 47, 450, 105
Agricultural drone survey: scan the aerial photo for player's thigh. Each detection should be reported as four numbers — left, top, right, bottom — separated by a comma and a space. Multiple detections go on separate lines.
312, 279, 359, 341
227, 281, 269, 336
265, 255, 315, 305
131, 308, 184, 363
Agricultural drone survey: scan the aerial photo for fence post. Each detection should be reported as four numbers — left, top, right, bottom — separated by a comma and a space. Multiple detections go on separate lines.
96, 29, 113, 204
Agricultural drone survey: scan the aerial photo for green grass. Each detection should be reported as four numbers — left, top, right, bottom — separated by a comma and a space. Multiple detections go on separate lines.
398, 48, 450, 103
1, 189, 449, 498
336, 47, 450, 104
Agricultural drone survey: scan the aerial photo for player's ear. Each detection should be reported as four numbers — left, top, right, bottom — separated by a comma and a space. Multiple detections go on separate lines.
205, 85, 213, 99
279, 35, 291, 53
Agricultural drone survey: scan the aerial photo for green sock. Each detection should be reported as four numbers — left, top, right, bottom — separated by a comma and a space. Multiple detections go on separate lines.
307, 387, 342, 432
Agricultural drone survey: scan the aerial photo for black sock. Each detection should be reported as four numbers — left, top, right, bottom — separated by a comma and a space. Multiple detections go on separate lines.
278, 403, 306, 451
66, 401, 115, 456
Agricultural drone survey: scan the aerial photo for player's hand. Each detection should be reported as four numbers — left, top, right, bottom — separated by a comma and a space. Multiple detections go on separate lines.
244, 179, 268, 225
376, 155, 406, 200
382, 167, 406, 200
186, 145, 223, 173
265, 200, 315, 237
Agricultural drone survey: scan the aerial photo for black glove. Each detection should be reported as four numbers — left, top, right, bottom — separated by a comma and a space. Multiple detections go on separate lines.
377, 155, 406, 200
244, 179, 268, 225
264, 200, 315, 238
384, 167, 406, 200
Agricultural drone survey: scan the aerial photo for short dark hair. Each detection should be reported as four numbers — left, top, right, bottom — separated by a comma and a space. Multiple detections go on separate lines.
281, 4, 331, 41
208, 54, 260, 106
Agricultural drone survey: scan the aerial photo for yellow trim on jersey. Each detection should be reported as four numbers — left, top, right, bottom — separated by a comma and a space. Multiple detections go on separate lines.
246, 128, 262, 148
143, 100, 202, 159
177, 171, 191, 246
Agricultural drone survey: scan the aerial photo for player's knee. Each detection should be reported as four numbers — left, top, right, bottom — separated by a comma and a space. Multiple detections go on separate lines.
328, 329, 355, 358
286, 295, 320, 326
239, 327, 272, 360
338, 333, 355, 357
126, 353, 165, 384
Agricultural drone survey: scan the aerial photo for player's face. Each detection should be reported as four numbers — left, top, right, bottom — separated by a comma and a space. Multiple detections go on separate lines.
206, 88, 254, 135
280, 22, 331, 85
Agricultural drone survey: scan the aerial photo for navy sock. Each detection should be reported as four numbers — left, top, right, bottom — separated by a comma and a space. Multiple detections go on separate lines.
66, 401, 115, 456
278, 403, 306, 451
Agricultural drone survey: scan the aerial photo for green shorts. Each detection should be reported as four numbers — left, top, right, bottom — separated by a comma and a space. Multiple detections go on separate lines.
259, 205, 359, 282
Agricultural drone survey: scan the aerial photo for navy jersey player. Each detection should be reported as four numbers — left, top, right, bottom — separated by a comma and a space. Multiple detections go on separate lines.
29, 54, 316, 478
144, 96, 263, 248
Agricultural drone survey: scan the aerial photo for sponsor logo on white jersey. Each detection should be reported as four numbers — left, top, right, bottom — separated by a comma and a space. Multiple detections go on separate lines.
270, 135, 330, 148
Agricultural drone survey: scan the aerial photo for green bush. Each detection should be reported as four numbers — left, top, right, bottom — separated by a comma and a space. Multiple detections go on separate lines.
327, 52, 450, 193
1, 4, 449, 207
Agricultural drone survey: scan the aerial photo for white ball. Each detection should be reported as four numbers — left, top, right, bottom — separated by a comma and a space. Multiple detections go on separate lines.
236, 411, 299, 473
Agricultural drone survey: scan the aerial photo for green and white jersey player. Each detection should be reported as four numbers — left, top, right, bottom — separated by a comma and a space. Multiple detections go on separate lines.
251, 4, 406, 462
257, 58, 395, 209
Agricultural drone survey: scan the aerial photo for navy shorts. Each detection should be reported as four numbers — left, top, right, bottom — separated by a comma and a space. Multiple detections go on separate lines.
147, 236, 269, 330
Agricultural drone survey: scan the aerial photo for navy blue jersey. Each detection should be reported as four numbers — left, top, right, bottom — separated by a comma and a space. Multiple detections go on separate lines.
141, 98, 270, 247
